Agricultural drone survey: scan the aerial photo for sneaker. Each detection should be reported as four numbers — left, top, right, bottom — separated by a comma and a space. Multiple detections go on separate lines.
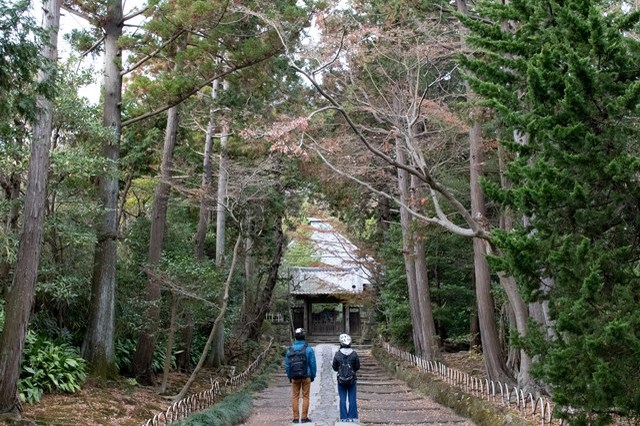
300, 419, 312, 423
292, 419, 299, 423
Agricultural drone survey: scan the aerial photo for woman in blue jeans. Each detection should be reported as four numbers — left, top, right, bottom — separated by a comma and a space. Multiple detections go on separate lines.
332, 334, 360, 422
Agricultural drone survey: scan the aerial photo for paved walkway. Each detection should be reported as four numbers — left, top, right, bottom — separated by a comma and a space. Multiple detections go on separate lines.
241, 344, 475, 426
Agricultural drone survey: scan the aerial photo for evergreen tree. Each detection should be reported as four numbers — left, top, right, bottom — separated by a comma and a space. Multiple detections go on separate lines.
462, 0, 640, 422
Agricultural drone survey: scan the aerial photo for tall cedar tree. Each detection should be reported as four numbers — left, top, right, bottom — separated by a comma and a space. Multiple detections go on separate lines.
462, 0, 640, 422
0, 0, 59, 413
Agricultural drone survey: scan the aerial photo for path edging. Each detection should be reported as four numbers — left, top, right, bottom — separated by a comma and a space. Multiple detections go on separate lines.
371, 346, 533, 426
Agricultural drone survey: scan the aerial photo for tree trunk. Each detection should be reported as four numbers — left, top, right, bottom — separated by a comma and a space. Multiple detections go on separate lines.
498, 138, 534, 388
0, 0, 59, 413
411, 175, 440, 361
469, 119, 511, 382
194, 78, 219, 260
161, 291, 179, 393
377, 193, 391, 243
247, 210, 285, 339
395, 138, 424, 356
133, 103, 180, 384
175, 311, 194, 372
117, 171, 134, 229
174, 235, 242, 401
0, 171, 21, 298
82, 0, 123, 378
469, 302, 481, 351
210, 80, 230, 368
242, 215, 256, 321
454, 0, 511, 382
214, 85, 230, 267
185, 79, 219, 372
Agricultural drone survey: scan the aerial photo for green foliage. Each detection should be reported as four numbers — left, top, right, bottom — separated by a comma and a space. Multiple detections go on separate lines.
464, 0, 640, 422
64, 28, 103, 58
114, 337, 176, 374
283, 239, 318, 266
0, 0, 44, 128
377, 224, 474, 348
376, 226, 415, 346
19, 332, 87, 404
115, 338, 137, 372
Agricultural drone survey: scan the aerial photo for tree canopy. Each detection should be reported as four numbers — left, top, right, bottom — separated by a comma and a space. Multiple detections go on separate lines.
463, 0, 640, 421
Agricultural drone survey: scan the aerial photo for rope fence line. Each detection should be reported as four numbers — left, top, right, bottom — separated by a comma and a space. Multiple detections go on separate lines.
142, 338, 274, 426
382, 342, 558, 426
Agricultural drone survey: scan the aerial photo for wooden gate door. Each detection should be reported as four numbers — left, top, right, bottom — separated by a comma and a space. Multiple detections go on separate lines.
311, 308, 342, 335
292, 307, 304, 330
349, 307, 361, 336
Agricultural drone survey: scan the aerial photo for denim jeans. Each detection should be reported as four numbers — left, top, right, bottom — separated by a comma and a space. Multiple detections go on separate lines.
337, 382, 358, 420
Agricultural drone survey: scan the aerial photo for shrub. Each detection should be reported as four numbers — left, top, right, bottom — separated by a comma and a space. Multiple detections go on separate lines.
115, 337, 175, 374
115, 338, 136, 372
19, 332, 87, 403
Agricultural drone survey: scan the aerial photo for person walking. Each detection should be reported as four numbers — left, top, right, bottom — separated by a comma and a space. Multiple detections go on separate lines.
285, 327, 316, 424
332, 333, 360, 423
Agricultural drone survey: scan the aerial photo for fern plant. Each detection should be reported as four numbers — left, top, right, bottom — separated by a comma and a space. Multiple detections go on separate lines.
19, 332, 87, 403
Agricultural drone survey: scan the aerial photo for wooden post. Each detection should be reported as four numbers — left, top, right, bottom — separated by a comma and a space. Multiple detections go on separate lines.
344, 303, 350, 334
304, 299, 310, 336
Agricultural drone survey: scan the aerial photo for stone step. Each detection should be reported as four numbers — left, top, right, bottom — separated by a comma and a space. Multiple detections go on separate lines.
243, 344, 475, 426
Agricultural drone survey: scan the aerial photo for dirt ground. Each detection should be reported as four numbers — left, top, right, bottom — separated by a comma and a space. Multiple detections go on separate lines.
442, 350, 487, 380
2, 370, 220, 426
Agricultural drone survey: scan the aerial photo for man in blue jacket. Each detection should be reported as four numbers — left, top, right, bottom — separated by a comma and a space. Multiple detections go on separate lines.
285, 328, 317, 423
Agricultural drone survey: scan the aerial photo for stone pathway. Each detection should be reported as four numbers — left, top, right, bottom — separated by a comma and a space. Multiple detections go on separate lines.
241, 344, 475, 426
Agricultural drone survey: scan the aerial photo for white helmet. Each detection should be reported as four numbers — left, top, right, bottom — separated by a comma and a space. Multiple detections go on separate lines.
339, 333, 352, 346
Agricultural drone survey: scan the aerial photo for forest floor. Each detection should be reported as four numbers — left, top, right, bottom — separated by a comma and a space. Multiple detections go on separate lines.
2, 370, 218, 426
1, 350, 486, 426
442, 349, 487, 380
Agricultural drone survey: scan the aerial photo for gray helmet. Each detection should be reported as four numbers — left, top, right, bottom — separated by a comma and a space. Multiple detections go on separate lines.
339, 333, 352, 346
294, 328, 305, 340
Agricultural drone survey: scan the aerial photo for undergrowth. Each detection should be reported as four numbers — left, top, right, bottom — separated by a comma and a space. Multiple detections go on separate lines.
171, 357, 278, 426
19, 332, 87, 404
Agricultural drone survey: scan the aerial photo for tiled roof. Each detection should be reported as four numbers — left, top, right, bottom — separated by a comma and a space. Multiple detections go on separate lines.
285, 218, 372, 296
290, 273, 357, 296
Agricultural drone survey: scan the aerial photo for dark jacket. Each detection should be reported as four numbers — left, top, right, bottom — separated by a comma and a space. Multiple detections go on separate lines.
332, 347, 360, 384
285, 339, 317, 381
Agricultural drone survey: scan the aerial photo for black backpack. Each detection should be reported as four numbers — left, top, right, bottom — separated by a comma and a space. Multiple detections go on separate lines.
337, 353, 355, 387
288, 344, 308, 379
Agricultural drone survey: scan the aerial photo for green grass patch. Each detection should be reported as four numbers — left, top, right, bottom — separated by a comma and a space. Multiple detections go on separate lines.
172, 356, 278, 425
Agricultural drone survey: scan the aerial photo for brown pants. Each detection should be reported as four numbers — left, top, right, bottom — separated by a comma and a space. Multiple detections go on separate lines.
291, 377, 311, 420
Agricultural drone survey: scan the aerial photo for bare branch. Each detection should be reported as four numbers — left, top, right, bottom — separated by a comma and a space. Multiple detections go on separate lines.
121, 30, 186, 76
61, 3, 93, 23
173, 234, 242, 401
304, 137, 482, 238
409, 64, 459, 128
123, 6, 150, 22
79, 35, 106, 59
313, 30, 346, 76
122, 51, 278, 127
144, 268, 218, 307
